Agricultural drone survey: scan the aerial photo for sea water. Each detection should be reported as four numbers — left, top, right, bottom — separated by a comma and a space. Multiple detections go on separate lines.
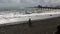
0, 8, 60, 24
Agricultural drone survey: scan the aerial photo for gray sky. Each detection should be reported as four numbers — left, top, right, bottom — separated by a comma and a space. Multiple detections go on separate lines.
0, 0, 60, 8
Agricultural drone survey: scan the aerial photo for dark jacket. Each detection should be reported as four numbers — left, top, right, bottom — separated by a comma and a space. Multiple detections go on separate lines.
55, 31, 60, 34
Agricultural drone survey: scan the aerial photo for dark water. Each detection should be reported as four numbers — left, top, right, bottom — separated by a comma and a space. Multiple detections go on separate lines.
0, 8, 60, 24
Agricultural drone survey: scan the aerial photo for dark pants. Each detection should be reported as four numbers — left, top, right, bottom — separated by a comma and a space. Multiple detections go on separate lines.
55, 31, 60, 34
28, 18, 32, 27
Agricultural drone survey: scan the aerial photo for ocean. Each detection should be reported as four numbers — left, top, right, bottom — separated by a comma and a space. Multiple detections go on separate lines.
0, 8, 60, 24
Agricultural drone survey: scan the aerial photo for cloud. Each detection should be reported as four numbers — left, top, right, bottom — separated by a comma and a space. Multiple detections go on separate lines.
0, 0, 60, 7
0, 0, 60, 4
0, 0, 21, 3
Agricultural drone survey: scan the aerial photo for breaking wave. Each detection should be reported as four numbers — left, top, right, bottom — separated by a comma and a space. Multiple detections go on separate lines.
0, 8, 60, 24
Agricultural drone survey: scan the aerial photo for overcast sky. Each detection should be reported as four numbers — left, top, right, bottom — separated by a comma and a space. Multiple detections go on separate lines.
0, 0, 60, 8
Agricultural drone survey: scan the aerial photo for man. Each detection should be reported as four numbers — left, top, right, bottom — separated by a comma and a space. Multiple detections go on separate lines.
55, 25, 60, 34
28, 18, 32, 27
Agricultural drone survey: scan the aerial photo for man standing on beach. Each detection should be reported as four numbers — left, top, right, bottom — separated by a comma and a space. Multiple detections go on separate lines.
28, 18, 32, 27
55, 25, 60, 34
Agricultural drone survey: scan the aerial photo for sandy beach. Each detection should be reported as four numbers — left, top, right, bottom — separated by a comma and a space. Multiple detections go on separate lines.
0, 17, 60, 34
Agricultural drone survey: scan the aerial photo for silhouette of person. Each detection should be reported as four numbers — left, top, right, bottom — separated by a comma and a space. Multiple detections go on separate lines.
50, 14, 52, 16
55, 25, 60, 34
28, 18, 32, 27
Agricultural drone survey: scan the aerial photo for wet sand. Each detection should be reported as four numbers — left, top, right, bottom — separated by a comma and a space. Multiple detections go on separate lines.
0, 17, 60, 34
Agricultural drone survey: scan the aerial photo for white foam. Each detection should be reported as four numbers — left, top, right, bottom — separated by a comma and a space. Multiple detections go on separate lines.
0, 11, 60, 25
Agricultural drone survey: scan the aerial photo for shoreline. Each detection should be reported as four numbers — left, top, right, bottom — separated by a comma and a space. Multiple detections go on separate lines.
0, 12, 60, 25
0, 17, 60, 34
0, 16, 60, 26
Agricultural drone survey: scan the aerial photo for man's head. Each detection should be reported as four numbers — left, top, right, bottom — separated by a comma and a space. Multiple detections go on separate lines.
57, 25, 60, 30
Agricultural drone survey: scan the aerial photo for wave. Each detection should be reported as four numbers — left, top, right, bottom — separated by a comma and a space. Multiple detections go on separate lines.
0, 8, 60, 24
